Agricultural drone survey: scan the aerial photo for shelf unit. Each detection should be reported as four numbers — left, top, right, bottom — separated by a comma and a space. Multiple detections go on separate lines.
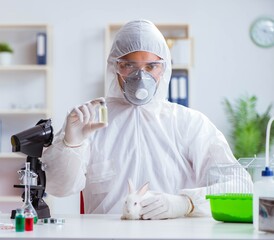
0, 23, 52, 153
105, 23, 193, 106
0, 23, 52, 213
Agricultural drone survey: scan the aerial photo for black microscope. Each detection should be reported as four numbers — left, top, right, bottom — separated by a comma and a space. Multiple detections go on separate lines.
10, 119, 54, 219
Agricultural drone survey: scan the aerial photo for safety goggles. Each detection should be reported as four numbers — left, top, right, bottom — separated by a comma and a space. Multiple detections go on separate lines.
115, 59, 166, 78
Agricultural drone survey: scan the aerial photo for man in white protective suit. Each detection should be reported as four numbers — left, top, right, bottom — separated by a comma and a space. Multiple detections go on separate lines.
41, 19, 252, 219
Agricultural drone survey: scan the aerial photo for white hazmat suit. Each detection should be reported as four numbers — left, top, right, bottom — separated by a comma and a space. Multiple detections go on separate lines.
41, 20, 252, 217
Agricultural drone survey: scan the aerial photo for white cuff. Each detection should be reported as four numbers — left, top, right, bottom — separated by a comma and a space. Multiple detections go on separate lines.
63, 138, 83, 148
182, 194, 194, 216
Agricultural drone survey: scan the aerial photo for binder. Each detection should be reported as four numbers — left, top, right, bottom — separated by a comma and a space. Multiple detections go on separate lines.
170, 76, 179, 101
0, 119, 2, 152
168, 69, 189, 107
36, 32, 47, 65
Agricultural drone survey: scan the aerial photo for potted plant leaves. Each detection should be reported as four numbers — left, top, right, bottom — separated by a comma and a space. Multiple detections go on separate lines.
223, 94, 274, 159
0, 42, 14, 65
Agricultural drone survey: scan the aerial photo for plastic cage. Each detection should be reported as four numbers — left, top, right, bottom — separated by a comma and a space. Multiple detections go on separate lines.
238, 157, 274, 182
206, 163, 253, 223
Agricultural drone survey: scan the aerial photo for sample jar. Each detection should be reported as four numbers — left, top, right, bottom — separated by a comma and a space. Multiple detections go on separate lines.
99, 101, 108, 124
15, 208, 25, 232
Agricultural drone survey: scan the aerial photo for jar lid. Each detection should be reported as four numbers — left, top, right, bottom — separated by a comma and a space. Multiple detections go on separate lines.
262, 167, 274, 176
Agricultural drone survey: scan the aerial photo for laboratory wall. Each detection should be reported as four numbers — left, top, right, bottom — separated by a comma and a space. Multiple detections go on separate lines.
0, 0, 274, 214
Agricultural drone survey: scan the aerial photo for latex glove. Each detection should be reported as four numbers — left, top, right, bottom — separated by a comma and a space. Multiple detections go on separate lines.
64, 97, 107, 147
140, 192, 193, 220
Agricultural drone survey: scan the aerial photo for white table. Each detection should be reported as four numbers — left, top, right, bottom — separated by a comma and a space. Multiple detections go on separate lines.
0, 214, 274, 239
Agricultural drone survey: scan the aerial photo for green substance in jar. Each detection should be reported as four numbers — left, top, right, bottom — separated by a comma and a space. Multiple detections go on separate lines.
15, 215, 25, 232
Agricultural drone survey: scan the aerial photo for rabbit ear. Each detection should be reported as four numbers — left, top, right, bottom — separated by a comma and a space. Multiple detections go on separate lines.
137, 182, 149, 196
128, 178, 135, 193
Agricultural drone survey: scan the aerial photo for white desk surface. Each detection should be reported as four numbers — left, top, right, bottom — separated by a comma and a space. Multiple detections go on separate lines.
0, 214, 274, 240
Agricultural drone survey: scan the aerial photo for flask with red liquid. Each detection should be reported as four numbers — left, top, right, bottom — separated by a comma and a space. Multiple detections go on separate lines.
24, 210, 34, 231
22, 162, 38, 229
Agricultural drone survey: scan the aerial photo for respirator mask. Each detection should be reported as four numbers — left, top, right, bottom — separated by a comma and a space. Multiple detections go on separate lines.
116, 59, 165, 105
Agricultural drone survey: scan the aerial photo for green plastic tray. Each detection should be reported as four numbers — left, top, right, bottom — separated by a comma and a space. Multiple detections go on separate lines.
206, 194, 253, 223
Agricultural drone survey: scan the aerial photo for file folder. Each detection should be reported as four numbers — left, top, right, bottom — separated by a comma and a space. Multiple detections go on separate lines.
37, 32, 47, 65
168, 69, 189, 107
0, 119, 2, 152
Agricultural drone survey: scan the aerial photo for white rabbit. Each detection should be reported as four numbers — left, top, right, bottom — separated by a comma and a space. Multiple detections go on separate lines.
121, 179, 152, 220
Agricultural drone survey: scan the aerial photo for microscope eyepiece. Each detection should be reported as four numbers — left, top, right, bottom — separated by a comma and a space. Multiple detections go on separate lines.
11, 135, 20, 152
11, 119, 54, 158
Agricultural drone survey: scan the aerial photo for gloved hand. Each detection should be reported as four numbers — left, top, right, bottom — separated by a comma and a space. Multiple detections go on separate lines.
140, 192, 193, 220
64, 97, 107, 147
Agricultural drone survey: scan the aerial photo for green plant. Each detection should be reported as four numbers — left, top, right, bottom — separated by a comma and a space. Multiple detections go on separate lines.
0, 42, 13, 53
223, 94, 274, 159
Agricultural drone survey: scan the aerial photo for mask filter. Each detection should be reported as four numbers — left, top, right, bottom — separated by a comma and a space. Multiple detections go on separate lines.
122, 70, 157, 105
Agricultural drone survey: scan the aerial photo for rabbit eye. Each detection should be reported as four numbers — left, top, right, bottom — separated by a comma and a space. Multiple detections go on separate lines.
134, 202, 137, 206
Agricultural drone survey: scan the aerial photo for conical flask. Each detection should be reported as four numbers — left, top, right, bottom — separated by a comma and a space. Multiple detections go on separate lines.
22, 162, 38, 224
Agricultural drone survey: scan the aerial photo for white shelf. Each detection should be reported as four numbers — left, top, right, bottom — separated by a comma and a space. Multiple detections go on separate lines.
0, 23, 49, 29
172, 64, 190, 70
0, 23, 52, 118
0, 65, 49, 71
0, 152, 26, 159
0, 109, 49, 115
0, 196, 22, 202
0, 23, 52, 210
